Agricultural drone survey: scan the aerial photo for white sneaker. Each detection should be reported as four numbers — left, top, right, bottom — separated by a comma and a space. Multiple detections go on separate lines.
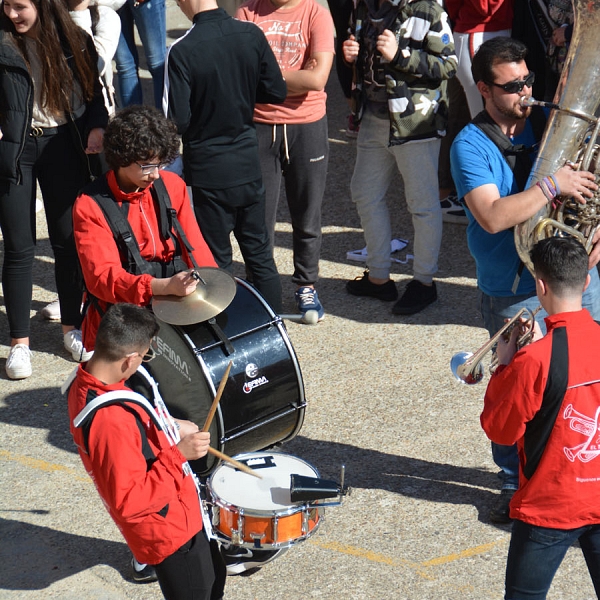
6, 344, 32, 379
40, 298, 61, 321
64, 330, 93, 362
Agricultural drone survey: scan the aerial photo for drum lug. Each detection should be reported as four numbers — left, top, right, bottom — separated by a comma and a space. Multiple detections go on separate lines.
273, 515, 278, 543
250, 532, 266, 548
231, 509, 244, 546
211, 505, 220, 527
302, 508, 309, 536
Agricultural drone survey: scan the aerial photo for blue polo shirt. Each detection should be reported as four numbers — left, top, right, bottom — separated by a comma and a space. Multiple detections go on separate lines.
450, 120, 537, 297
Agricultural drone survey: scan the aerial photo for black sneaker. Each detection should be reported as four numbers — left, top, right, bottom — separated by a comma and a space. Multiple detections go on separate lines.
131, 558, 158, 583
489, 489, 515, 524
346, 271, 398, 302
440, 193, 468, 225
392, 280, 437, 315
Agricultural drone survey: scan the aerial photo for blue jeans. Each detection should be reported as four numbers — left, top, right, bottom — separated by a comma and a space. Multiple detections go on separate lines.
480, 268, 600, 489
115, 0, 166, 108
505, 519, 600, 599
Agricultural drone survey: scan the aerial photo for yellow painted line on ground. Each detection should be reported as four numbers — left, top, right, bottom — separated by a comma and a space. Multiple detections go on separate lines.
0, 449, 89, 482
1, 448, 506, 579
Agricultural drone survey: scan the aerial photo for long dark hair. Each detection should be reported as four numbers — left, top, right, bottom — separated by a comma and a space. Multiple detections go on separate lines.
1, 0, 96, 113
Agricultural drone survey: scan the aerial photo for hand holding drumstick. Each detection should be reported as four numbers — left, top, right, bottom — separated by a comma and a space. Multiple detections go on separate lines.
194, 361, 262, 479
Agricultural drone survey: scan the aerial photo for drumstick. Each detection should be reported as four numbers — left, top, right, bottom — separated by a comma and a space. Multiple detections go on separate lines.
202, 361, 233, 432
207, 447, 263, 479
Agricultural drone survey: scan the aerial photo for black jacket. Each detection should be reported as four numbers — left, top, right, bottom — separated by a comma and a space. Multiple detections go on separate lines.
0, 26, 108, 184
164, 8, 286, 189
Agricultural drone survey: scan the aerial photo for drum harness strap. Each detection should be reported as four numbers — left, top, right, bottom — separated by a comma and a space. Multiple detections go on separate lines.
82, 175, 200, 318
522, 325, 568, 480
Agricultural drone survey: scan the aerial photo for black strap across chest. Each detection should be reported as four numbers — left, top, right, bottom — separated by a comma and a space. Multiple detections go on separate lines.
522, 326, 568, 480
84, 175, 198, 277
471, 109, 546, 192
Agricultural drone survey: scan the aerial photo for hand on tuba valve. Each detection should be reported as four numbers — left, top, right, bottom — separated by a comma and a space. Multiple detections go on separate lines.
450, 306, 542, 385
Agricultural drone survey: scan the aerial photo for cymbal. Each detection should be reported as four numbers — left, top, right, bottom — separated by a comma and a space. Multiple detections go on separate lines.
152, 268, 236, 325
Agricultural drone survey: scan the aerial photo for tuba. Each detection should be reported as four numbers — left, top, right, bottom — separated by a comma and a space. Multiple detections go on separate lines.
514, 0, 600, 275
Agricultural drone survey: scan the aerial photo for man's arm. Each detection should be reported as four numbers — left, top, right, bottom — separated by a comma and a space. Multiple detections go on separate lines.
383, 4, 457, 82
256, 34, 287, 104
464, 164, 598, 234
481, 348, 547, 446
282, 51, 334, 95
164, 46, 192, 135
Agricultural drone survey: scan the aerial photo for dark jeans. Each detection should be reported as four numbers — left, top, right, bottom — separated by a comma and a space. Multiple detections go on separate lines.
256, 117, 329, 287
192, 179, 282, 312
325, 0, 353, 99
154, 532, 226, 600
0, 126, 88, 339
506, 519, 600, 599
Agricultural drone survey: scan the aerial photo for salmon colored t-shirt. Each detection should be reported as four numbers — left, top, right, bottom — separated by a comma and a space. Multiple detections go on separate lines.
236, 0, 334, 124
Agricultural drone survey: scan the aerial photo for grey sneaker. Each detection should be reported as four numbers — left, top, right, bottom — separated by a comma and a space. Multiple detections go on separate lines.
131, 558, 158, 583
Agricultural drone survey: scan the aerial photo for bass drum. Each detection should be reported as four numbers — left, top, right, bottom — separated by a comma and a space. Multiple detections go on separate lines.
147, 279, 306, 476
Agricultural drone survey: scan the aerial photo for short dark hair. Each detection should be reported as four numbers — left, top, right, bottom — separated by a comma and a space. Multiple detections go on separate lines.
103, 105, 180, 170
531, 237, 589, 297
94, 304, 160, 362
471, 37, 528, 85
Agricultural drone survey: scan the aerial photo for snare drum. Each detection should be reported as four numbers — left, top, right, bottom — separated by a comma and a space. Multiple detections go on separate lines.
208, 452, 322, 549
145, 279, 306, 475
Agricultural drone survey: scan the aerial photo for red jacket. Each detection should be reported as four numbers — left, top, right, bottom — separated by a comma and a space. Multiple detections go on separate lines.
73, 170, 217, 349
68, 365, 203, 564
445, 0, 514, 33
482, 310, 600, 528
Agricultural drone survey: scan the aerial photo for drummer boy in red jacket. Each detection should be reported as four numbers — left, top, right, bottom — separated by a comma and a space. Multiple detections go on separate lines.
73, 105, 217, 352
68, 303, 226, 598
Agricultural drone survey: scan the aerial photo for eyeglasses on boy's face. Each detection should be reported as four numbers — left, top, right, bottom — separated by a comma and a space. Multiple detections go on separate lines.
136, 161, 169, 175
126, 346, 156, 363
489, 72, 535, 94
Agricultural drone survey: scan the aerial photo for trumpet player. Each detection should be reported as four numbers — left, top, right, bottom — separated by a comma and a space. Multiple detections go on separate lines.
481, 237, 600, 600
450, 36, 600, 523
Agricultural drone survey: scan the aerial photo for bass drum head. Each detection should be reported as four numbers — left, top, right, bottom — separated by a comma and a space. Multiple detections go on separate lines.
147, 279, 305, 476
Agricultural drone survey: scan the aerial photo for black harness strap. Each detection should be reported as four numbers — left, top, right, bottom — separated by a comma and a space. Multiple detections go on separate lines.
151, 177, 199, 270
522, 326, 569, 480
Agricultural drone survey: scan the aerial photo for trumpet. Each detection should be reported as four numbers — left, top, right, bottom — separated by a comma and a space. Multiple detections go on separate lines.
450, 306, 542, 385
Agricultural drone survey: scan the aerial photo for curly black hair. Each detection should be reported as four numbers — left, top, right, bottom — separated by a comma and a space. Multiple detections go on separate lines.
103, 105, 180, 170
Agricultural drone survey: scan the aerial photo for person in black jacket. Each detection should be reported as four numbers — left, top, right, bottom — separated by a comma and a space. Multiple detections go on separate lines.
0, 0, 108, 379
164, 0, 286, 312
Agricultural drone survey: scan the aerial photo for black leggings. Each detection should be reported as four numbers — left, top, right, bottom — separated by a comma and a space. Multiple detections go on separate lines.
0, 126, 89, 339
154, 532, 226, 600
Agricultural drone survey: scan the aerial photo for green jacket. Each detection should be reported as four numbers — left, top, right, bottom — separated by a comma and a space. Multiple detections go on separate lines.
351, 0, 457, 145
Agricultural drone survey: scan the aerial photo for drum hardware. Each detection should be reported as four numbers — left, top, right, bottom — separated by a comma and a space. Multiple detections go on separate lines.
278, 310, 319, 325
149, 278, 306, 475
152, 267, 236, 325
450, 306, 541, 385
290, 464, 350, 505
207, 452, 336, 549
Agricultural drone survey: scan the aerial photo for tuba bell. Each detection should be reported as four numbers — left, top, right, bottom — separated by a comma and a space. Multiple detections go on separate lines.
514, 0, 600, 275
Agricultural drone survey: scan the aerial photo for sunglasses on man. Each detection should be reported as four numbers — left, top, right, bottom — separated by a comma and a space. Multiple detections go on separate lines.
489, 72, 535, 94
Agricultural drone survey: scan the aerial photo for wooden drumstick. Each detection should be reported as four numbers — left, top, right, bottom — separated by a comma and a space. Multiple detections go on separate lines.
207, 447, 263, 479
201, 360, 233, 432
